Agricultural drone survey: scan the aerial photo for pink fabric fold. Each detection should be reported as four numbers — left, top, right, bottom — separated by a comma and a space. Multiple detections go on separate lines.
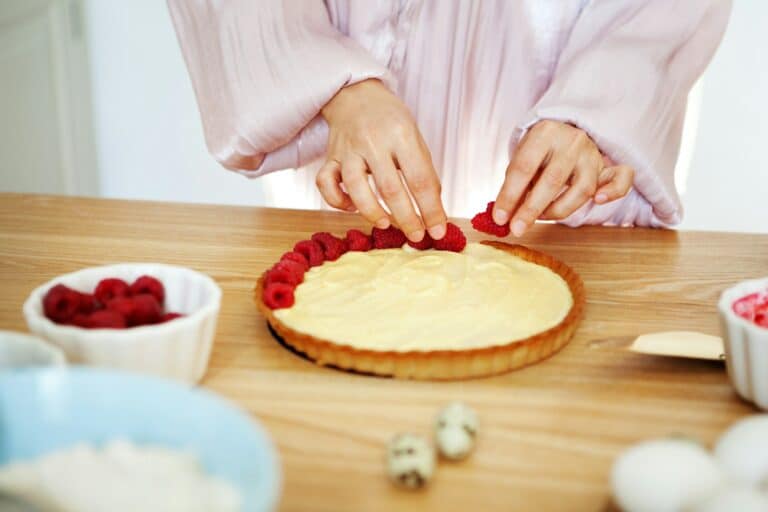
169, 0, 731, 227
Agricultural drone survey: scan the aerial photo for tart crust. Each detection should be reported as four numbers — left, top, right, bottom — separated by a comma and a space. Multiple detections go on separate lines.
255, 242, 585, 380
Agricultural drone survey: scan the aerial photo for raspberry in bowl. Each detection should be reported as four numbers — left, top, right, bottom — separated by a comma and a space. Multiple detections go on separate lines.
718, 277, 768, 410
23, 264, 221, 384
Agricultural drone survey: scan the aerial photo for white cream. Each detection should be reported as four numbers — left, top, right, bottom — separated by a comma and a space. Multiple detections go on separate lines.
0, 441, 241, 512
275, 243, 573, 351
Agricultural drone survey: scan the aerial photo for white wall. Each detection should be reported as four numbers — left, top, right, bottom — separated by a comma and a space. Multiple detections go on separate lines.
677, 0, 768, 233
84, 0, 264, 205
82, 0, 766, 232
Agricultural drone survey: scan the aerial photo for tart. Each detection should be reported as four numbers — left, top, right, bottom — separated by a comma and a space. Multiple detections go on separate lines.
255, 240, 585, 380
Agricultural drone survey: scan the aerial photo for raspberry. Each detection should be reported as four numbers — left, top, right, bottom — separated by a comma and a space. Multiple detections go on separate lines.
372, 226, 407, 249
128, 294, 162, 325
276, 259, 306, 276
129, 275, 165, 304
265, 263, 303, 287
263, 282, 295, 309
43, 284, 83, 323
407, 233, 433, 250
78, 293, 100, 314
94, 278, 130, 303
107, 294, 161, 326
471, 212, 510, 237
105, 297, 137, 325
432, 222, 467, 252
84, 310, 127, 329
160, 312, 183, 323
484, 201, 495, 214
311, 232, 348, 261
280, 251, 309, 271
70, 314, 91, 328
733, 293, 760, 320
345, 229, 372, 252
293, 240, 325, 267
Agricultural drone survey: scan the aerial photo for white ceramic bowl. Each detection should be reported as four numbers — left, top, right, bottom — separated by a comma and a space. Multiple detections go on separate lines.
23, 264, 221, 384
718, 277, 768, 410
0, 330, 65, 369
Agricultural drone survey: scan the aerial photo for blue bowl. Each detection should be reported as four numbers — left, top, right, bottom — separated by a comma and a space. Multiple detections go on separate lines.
0, 367, 280, 511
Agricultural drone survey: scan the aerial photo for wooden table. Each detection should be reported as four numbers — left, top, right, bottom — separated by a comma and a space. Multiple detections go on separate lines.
1, 193, 767, 511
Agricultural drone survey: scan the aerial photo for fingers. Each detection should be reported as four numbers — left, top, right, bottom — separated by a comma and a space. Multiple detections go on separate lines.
493, 128, 550, 226
595, 165, 635, 204
395, 139, 447, 240
508, 136, 581, 236
316, 160, 355, 211
540, 152, 600, 220
369, 153, 425, 242
340, 155, 391, 228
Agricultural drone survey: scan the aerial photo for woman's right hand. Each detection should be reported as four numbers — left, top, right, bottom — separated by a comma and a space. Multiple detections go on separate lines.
318, 79, 447, 243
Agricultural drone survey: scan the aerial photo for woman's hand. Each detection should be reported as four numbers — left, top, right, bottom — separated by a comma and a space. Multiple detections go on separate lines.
318, 79, 447, 242
493, 120, 634, 236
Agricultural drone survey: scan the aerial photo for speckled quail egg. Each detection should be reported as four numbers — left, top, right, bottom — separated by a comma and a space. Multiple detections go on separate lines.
386, 433, 435, 490
434, 402, 478, 461
714, 414, 768, 489
611, 438, 725, 512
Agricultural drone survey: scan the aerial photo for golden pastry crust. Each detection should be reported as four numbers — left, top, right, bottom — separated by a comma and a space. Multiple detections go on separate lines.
255, 242, 585, 380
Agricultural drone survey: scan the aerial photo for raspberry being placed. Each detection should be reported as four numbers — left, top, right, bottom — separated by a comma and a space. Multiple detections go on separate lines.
345, 229, 372, 252
263, 282, 295, 309
293, 240, 325, 267
432, 222, 467, 252
311, 232, 348, 261
84, 310, 127, 329
372, 226, 407, 249
280, 251, 310, 271
129, 275, 165, 304
43, 284, 84, 323
471, 201, 510, 237
94, 278, 131, 304
407, 233, 433, 250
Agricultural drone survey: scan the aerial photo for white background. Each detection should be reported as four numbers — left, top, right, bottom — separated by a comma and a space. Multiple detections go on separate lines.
6, 1, 768, 233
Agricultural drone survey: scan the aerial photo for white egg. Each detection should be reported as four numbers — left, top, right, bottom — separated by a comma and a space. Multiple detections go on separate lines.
714, 414, 768, 488
386, 433, 435, 490
434, 402, 478, 461
611, 439, 725, 512
692, 486, 768, 512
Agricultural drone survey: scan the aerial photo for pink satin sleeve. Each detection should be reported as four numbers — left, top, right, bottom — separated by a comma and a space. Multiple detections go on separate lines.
518, 0, 731, 227
167, 0, 393, 175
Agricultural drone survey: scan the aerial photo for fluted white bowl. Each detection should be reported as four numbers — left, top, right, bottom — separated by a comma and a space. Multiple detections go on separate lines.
23, 264, 221, 384
718, 277, 768, 410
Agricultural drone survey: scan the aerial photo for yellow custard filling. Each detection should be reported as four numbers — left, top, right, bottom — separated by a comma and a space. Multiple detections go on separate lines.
273, 243, 573, 352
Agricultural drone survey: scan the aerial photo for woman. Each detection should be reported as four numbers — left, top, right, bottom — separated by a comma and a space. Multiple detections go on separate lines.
169, 0, 730, 243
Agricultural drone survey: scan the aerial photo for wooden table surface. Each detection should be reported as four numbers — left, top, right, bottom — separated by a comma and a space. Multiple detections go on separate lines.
1, 193, 767, 511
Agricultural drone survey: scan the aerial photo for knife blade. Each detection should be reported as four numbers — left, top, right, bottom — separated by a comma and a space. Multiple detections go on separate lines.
588, 331, 725, 361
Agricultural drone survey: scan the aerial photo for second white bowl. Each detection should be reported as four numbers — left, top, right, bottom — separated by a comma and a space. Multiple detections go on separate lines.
23, 263, 222, 384
718, 277, 768, 410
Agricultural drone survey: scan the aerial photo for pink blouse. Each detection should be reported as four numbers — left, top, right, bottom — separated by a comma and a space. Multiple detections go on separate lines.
168, 0, 730, 226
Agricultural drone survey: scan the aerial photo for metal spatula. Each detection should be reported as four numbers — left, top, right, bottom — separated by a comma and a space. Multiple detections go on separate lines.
588, 331, 725, 361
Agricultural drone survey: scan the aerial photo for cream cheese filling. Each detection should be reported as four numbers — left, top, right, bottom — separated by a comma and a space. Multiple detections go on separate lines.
274, 243, 573, 352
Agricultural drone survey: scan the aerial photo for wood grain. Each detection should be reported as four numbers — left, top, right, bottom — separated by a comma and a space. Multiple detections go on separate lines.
1, 193, 767, 511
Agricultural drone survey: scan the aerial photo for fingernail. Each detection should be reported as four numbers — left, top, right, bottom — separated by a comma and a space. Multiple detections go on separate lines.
493, 208, 509, 226
512, 220, 526, 237
375, 218, 390, 229
595, 193, 607, 204
408, 229, 425, 243
428, 223, 447, 240
345, 205, 357, 212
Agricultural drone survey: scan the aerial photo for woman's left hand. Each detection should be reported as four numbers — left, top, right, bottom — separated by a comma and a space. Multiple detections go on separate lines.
492, 120, 635, 237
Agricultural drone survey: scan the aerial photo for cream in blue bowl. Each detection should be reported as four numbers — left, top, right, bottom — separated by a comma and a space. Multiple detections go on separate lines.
0, 368, 280, 511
